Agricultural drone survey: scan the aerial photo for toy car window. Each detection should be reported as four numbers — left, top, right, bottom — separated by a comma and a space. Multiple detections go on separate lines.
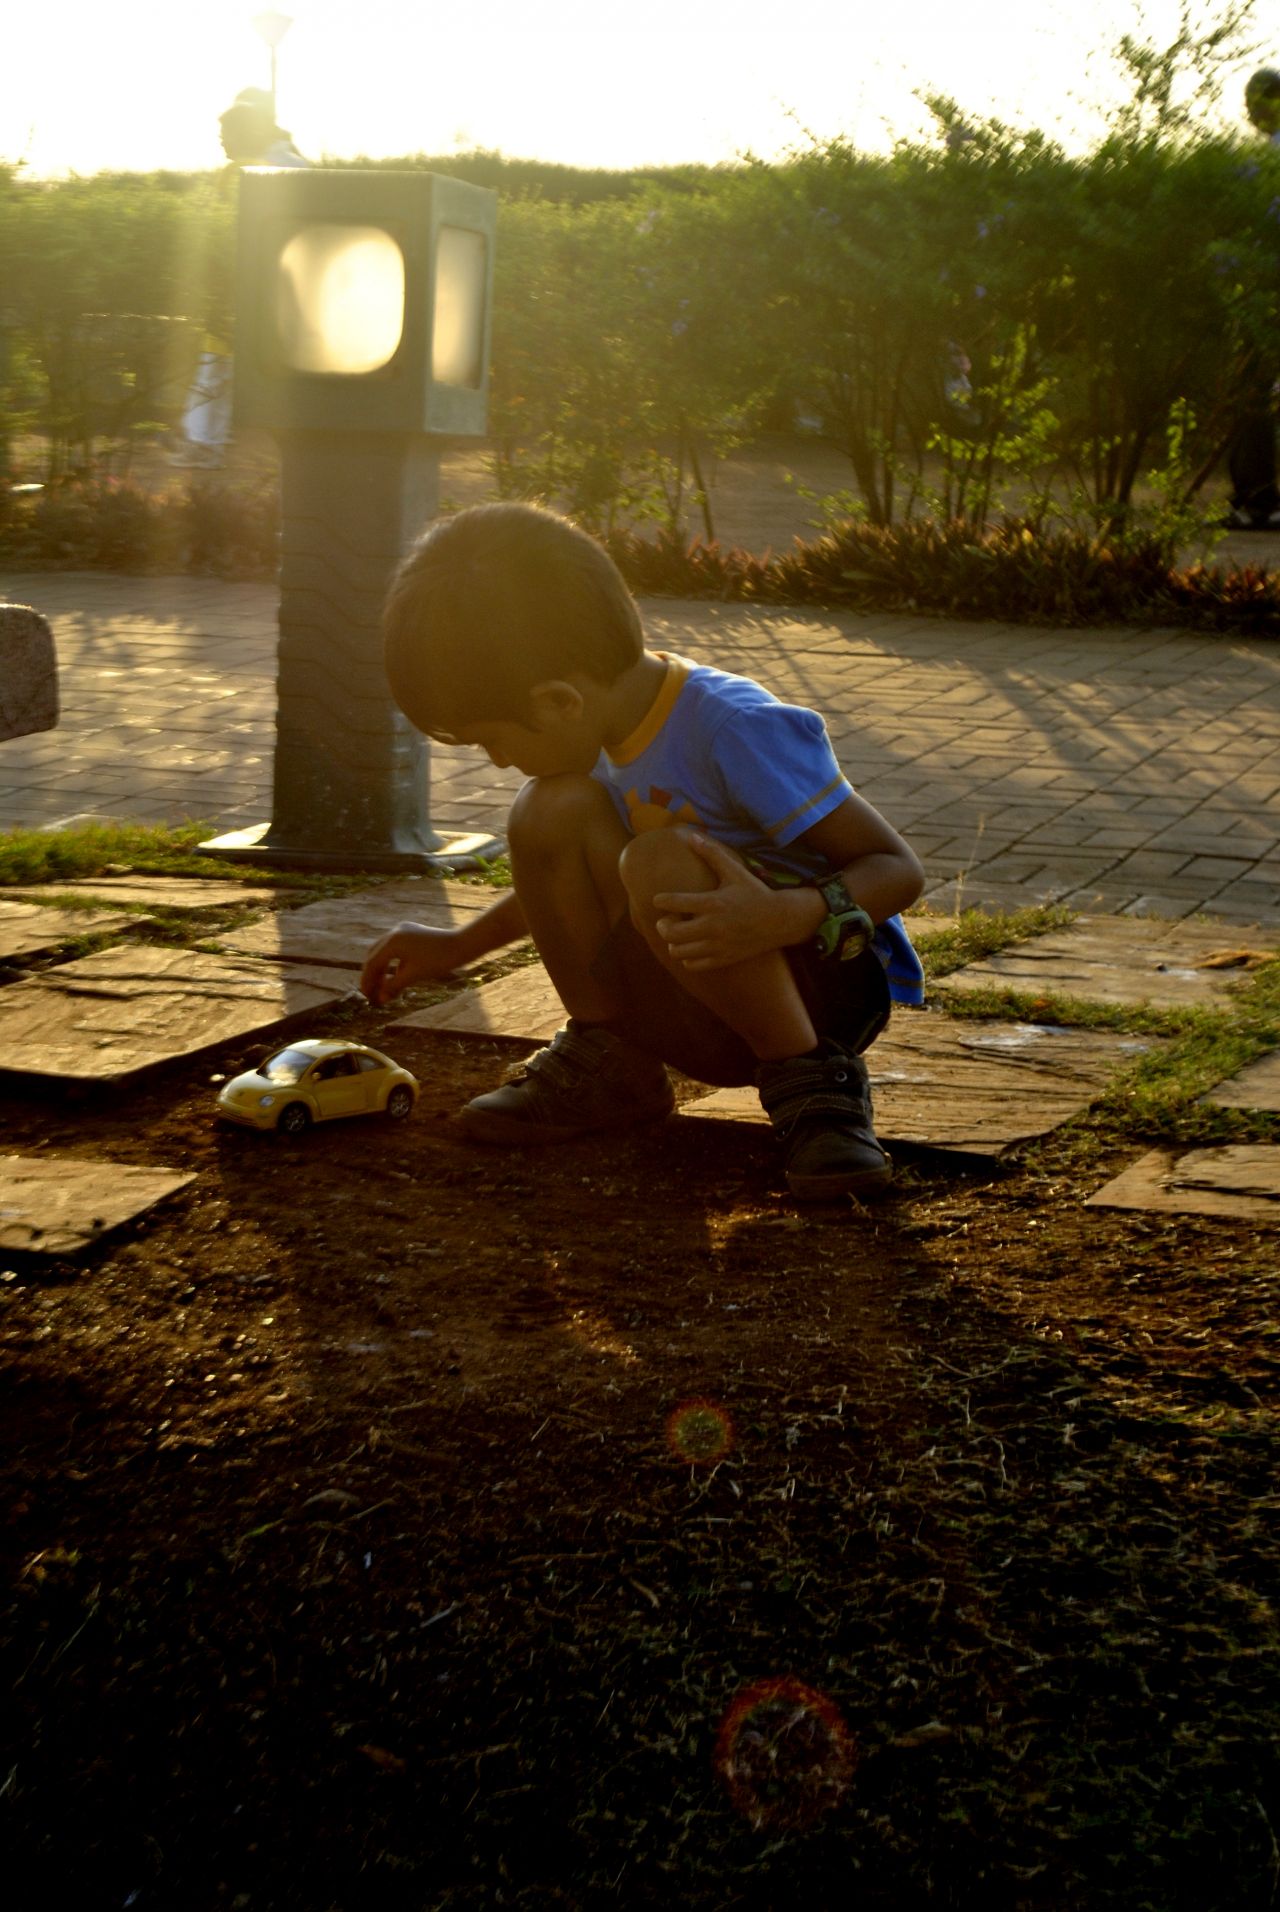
260, 1048, 313, 1084
315, 1054, 358, 1080
356, 1055, 382, 1072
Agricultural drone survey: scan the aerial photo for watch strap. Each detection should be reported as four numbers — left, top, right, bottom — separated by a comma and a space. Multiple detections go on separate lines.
813, 876, 876, 961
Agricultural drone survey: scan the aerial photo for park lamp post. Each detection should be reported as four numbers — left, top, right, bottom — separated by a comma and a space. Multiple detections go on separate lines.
200, 167, 503, 873
252, 11, 292, 123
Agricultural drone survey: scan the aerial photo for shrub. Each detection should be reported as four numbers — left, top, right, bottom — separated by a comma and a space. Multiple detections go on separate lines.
5, 472, 1277, 636
177, 480, 279, 579
606, 516, 1280, 635
0, 477, 277, 578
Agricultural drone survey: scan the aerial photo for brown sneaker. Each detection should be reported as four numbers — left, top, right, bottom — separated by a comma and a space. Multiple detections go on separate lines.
457, 1018, 675, 1146
756, 1043, 891, 1200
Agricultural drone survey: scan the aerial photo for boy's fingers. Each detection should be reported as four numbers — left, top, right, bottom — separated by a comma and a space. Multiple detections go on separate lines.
656, 914, 716, 947
360, 939, 408, 1003
653, 889, 717, 914
685, 832, 739, 874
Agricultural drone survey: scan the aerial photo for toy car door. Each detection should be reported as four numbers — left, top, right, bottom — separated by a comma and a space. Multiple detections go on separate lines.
309, 1051, 367, 1118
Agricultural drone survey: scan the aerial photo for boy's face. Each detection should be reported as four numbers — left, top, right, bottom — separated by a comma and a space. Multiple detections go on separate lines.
435, 714, 599, 780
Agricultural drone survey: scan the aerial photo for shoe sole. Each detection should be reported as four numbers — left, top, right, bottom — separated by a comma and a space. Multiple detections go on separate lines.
456, 1099, 675, 1146
787, 1158, 893, 1200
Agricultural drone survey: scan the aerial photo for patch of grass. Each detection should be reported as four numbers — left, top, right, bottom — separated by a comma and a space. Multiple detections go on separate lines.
0, 819, 474, 895
467, 854, 513, 889
952, 957, 1280, 1152
916, 903, 1077, 978
1090, 969, 1280, 1148
934, 981, 1206, 1035
0, 819, 211, 885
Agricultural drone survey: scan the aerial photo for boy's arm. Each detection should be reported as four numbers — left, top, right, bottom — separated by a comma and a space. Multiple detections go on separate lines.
360, 888, 529, 1006
785, 792, 925, 932
652, 794, 923, 972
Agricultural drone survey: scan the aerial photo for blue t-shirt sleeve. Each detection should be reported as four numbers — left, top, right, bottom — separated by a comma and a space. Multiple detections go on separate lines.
713, 702, 853, 847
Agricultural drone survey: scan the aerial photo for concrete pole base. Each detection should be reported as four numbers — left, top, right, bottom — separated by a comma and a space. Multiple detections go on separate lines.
196, 821, 505, 874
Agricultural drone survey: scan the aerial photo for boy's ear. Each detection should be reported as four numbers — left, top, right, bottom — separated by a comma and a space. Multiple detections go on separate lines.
527, 679, 586, 726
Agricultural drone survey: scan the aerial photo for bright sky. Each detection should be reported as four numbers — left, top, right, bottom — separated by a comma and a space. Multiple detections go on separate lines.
5, 0, 1268, 178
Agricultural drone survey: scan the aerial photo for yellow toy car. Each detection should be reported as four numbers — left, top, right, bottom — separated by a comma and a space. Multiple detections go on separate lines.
216, 1038, 418, 1135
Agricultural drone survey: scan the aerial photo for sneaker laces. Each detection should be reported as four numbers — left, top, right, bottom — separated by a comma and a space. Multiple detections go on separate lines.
758, 1049, 873, 1138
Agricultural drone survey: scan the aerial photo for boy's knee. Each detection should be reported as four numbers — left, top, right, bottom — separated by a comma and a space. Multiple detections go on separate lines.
619, 824, 721, 913
507, 773, 616, 854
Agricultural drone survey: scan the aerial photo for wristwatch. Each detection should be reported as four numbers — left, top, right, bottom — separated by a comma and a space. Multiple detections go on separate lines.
813, 874, 876, 962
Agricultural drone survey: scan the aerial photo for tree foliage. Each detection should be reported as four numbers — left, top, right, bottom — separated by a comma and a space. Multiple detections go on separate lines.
4, 1, 1279, 540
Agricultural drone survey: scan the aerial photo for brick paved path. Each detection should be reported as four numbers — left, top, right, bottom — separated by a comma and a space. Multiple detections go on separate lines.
2, 572, 1278, 926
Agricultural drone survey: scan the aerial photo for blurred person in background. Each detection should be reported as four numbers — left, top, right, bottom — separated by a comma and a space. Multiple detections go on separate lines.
170, 90, 309, 467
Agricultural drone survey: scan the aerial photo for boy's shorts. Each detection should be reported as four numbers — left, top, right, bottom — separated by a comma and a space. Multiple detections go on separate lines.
590, 902, 891, 1089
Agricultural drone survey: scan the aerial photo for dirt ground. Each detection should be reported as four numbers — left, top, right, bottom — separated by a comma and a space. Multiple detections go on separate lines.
3, 979, 1279, 1910
3, 447, 1279, 1907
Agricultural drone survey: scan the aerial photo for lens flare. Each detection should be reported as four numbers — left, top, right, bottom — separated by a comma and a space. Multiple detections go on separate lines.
715, 1676, 857, 1830
665, 1398, 735, 1466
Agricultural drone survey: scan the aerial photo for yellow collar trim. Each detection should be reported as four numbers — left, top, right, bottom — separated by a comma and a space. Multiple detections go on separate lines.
606, 653, 692, 767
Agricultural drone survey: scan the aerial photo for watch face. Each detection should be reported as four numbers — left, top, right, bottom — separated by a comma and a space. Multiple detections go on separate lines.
819, 875, 857, 916
814, 882, 874, 961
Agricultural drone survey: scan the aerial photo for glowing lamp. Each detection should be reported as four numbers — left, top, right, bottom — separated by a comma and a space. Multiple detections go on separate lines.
232, 169, 494, 436
200, 169, 501, 876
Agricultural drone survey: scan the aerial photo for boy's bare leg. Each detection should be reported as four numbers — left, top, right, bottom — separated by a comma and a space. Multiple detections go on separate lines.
619, 827, 817, 1061
622, 826, 891, 1197
506, 773, 631, 1022
459, 774, 675, 1144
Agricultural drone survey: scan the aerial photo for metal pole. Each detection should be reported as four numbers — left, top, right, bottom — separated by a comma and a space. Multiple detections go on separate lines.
200, 432, 502, 872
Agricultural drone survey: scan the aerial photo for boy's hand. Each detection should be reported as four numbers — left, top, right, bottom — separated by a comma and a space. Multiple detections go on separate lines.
359, 922, 461, 1006
652, 835, 815, 970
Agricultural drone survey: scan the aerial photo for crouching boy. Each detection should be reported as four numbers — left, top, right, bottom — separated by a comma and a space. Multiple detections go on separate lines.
360, 503, 926, 1199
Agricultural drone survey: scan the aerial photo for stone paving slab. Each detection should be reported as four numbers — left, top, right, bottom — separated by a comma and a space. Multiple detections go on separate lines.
390, 961, 559, 1043
2, 878, 281, 910
1202, 1050, 1280, 1113
215, 879, 501, 969
681, 1017, 1158, 1160
1085, 1146, 1280, 1220
0, 946, 358, 1084
0, 900, 148, 962
935, 916, 1277, 1009
0, 1154, 196, 1256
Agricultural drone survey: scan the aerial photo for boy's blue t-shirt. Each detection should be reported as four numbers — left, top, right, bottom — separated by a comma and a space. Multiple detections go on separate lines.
593, 653, 924, 1005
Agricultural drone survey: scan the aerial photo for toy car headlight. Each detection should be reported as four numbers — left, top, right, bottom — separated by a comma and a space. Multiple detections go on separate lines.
259, 1094, 276, 1108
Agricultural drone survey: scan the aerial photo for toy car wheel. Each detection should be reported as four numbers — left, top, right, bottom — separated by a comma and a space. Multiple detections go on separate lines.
385, 1084, 414, 1120
277, 1101, 311, 1135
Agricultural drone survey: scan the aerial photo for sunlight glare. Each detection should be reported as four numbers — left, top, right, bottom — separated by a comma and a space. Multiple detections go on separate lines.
276, 224, 406, 374
2, 0, 1265, 179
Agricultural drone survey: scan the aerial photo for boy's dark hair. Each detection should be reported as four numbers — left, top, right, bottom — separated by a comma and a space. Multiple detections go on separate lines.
383, 503, 644, 736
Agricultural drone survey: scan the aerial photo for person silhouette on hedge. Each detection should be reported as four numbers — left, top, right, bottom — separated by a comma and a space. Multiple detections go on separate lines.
1226, 68, 1280, 530
360, 504, 926, 1201
218, 87, 310, 168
